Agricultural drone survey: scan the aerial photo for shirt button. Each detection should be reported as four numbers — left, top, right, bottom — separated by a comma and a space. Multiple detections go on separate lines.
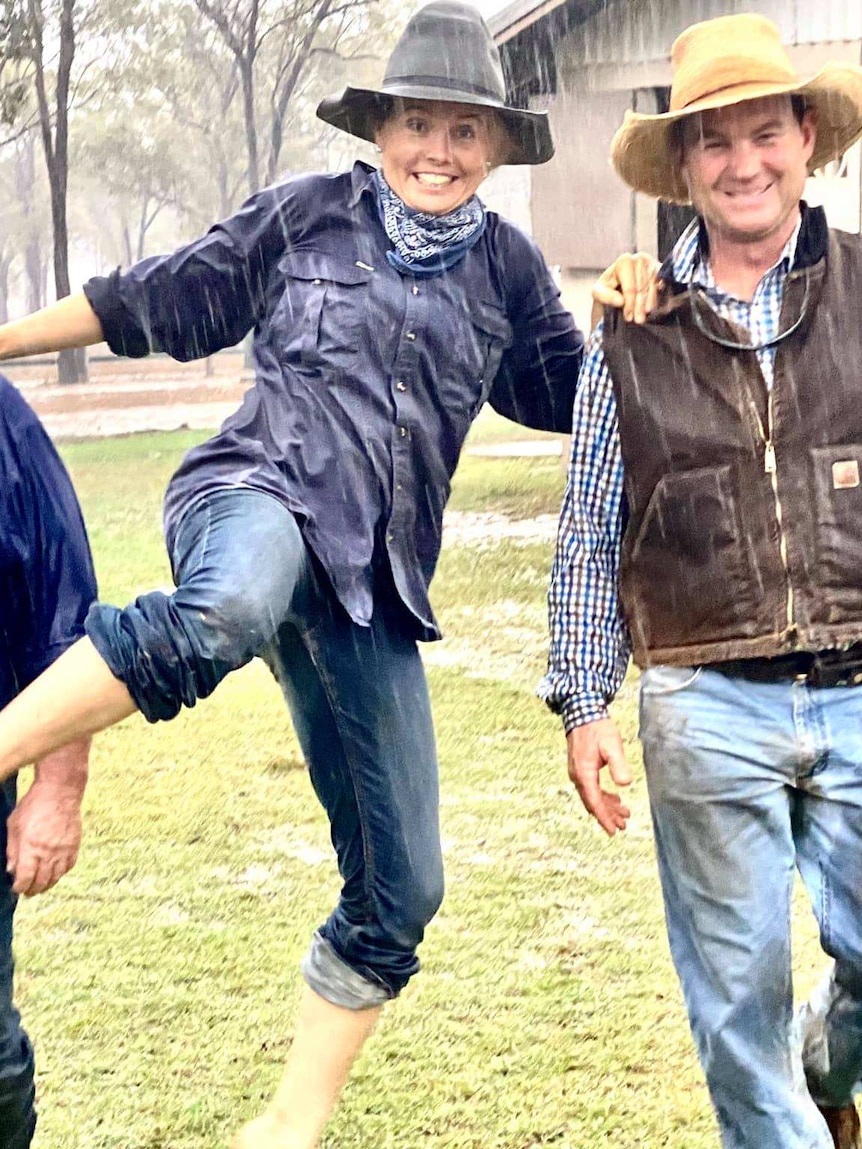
396, 380, 407, 392
398, 425, 408, 437
412, 285, 420, 296
312, 278, 321, 285
406, 331, 416, 341
387, 532, 395, 542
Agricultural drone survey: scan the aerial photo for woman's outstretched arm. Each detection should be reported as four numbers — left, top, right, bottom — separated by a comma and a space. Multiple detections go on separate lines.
0, 294, 105, 360
0, 638, 136, 782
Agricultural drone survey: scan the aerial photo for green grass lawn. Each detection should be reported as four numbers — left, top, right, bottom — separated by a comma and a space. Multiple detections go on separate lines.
15, 427, 822, 1148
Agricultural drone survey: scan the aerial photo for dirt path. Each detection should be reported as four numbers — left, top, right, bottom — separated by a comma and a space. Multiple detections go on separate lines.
8, 354, 249, 438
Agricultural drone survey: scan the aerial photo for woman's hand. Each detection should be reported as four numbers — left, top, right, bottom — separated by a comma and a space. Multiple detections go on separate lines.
591, 252, 663, 327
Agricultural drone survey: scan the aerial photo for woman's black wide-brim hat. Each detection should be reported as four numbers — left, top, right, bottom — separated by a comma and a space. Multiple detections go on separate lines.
316, 0, 554, 166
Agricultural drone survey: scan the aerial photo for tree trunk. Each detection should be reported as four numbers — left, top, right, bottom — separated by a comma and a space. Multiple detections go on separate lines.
52, 144, 87, 382
30, 0, 88, 383
0, 256, 11, 325
121, 218, 133, 267
266, 0, 333, 185
16, 133, 43, 312
217, 158, 231, 220
25, 239, 42, 312
240, 57, 258, 193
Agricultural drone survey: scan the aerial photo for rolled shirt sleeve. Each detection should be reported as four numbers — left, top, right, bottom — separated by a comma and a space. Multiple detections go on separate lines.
538, 325, 631, 730
82, 184, 297, 361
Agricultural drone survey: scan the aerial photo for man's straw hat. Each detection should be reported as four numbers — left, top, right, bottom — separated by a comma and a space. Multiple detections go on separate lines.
611, 13, 862, 204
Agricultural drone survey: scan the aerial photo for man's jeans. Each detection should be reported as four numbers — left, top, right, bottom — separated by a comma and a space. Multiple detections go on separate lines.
0, 779, 36, 1149
640, 665, 862, 1149
86, 490, 444, 1008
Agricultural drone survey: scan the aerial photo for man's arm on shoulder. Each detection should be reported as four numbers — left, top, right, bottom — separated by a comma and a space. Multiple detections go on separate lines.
538, 326, 633, 834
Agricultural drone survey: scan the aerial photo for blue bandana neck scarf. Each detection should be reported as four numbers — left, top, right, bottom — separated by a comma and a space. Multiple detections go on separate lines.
373, 169, 487, 279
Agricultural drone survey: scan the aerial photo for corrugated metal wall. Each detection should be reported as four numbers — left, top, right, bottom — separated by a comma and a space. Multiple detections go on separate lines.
495, 0, 862, 265
564, 0, 862, 67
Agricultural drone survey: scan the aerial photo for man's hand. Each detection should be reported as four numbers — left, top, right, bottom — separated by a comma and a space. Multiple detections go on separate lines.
566, 718, 632, 836
592, 252, 663, 326
6, 738, 89, 896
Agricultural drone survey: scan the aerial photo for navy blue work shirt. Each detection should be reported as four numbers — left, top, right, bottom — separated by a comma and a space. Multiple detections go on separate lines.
0, 377, 97, 712
83, 162, 583, 638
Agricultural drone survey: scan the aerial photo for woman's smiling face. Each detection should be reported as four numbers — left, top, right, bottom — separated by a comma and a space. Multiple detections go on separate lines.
375, 100, 506, 214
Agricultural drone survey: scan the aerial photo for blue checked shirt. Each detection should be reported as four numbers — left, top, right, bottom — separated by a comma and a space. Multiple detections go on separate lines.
540, 215, 802, 731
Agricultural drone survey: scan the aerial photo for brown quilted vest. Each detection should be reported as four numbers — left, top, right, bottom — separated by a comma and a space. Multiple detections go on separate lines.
603, 206, 862, 668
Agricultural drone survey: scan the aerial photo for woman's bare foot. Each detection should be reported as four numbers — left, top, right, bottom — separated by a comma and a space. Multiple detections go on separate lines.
230, 989, 383, 1149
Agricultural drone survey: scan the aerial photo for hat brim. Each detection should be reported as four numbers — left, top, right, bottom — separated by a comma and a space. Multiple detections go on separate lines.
611, 63, 862, 203
316, 85, 554, 166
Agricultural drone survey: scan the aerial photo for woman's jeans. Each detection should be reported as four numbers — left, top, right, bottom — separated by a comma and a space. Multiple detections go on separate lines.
86, 490, 444, 1008
640, 665, 862, 1149
0, 779, 36, 1148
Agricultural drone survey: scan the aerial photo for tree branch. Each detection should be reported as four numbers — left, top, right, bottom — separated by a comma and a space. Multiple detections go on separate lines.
193, 0, 242, 58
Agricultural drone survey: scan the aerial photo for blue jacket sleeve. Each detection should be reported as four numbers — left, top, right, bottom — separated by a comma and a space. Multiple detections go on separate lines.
487, 224, 584, 433
83, 182, 298, 361
1, 383, 97, 689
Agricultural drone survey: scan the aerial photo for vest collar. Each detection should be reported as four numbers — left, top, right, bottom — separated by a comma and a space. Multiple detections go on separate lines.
659, 201, 829, 291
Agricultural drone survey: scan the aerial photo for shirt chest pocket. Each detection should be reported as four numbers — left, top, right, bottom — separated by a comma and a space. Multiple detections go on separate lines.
441, 298, 513, 418
274, 251, 373, 370
470, 299, 513, 387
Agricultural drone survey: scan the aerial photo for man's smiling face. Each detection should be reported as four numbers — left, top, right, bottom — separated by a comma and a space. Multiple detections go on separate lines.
680, 95, 817, 246
376, 99, 504, 215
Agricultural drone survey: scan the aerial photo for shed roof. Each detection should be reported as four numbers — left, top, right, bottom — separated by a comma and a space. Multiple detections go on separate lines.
490, 0, 609, 99
488, 0, 605, 43
491, 0, 862, 99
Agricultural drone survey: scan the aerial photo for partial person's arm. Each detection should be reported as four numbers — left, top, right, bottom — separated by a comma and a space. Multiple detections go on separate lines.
0, 293, 104, 360
4, 390, 98, 891
537, 327, 633, 834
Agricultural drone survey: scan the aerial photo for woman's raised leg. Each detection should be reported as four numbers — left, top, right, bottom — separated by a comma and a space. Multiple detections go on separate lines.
232, 989, 381, 1149
233, 588, 444, 1149
0, 490, 313, 780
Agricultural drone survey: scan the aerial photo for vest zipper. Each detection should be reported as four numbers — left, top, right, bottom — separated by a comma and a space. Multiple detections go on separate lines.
750, 391, 795, 636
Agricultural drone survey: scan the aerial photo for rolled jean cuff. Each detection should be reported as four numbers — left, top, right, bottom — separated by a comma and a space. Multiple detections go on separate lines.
301, 932, 394, 1010
85, 600, 193, 724
86, 604, 161, 723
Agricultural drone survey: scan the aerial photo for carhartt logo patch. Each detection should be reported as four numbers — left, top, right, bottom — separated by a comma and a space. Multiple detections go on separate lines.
832, 460, 860, 489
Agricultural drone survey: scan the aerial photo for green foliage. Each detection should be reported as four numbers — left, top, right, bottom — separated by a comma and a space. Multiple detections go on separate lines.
0, 5, 32, 128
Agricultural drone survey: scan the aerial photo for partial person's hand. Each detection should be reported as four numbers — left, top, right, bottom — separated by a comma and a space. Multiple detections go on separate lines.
566, 718, 632, 836
592, 252, 663, 326
6, 779, 82, 896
